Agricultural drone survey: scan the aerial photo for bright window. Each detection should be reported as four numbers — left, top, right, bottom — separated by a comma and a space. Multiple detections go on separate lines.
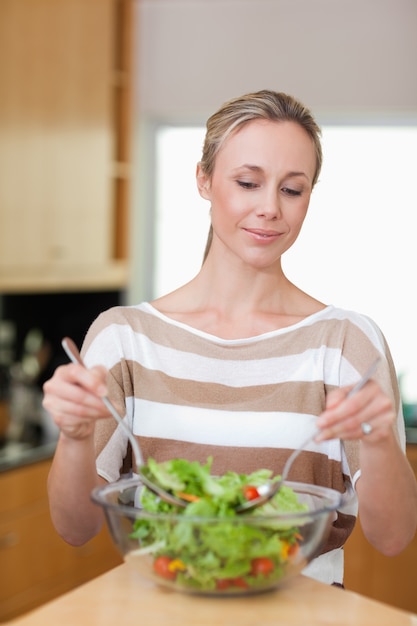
154, 126, 208, 298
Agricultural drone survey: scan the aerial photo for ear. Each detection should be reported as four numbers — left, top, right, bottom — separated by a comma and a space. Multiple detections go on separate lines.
196, 162, 211, 200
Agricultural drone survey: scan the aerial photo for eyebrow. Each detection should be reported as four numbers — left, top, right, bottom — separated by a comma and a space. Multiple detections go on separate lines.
232, 164, 309, 179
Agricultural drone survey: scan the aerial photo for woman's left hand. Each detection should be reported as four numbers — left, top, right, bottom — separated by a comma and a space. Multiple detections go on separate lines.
315, 379, 396, 443
316, 378, 417, 555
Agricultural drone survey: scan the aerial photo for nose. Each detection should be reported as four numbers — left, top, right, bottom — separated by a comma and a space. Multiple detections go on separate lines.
256, 188, 281, 220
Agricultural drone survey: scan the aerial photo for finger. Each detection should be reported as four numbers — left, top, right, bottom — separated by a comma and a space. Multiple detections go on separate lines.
320, 379, 380, 424
316, 381, 389, 440
43, 386, 111, 440
61, 362, 109, 396
42, 372, 112, 426
43, 363, 108, 404
45, 388, 111, 420
324, 387, 347, 410
317, 392, 395, 442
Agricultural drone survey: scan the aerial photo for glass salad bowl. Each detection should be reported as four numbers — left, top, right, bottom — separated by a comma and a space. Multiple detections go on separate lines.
92, 465, 344, 596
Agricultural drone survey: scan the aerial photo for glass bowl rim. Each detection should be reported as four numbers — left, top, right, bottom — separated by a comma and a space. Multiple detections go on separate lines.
91, 476, 345, 523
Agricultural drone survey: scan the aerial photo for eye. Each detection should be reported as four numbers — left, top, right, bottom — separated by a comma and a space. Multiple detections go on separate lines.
237, 180, 259, 190
282, 187, 302, 197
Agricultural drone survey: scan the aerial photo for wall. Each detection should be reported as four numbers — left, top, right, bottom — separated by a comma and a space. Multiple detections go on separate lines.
136, 0, 417, 120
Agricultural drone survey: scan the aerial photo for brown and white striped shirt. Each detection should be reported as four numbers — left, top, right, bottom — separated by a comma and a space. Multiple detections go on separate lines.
82, 302, 405, 585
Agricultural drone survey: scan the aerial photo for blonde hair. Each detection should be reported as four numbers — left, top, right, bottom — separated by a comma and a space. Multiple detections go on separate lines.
201, 90, 322, 260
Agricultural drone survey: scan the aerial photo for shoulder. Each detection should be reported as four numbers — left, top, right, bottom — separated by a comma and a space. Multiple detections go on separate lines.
306, 306, 391, 363
95, 302, 151, 324
81, 303, 152, 358
318, 305, 385, 337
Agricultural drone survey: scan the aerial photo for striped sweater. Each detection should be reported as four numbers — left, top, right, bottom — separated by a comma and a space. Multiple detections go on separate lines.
82, 302, 405, 585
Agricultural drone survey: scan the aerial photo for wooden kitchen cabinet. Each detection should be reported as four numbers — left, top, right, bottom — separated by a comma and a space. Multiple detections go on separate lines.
0, 0, 134, 293
344, 444, 417, 613
0, 458, 122, 622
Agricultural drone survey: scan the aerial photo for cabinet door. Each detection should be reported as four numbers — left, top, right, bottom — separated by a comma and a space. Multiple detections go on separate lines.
0, 0, 113, 271
0, 459, 122, 622
344, 445, 417, 614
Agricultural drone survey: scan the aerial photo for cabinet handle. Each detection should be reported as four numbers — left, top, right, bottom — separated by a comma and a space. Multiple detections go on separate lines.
0, 531, 19, 549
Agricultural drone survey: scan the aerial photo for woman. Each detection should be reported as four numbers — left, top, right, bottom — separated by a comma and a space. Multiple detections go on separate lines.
43, 90, 417, 587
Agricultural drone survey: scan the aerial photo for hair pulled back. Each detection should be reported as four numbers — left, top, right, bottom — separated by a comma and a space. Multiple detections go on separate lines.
200, 90, 322, 184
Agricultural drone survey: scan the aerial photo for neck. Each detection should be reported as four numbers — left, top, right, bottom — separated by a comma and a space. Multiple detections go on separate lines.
151, 249, 326, 339
194, 256, 290, 315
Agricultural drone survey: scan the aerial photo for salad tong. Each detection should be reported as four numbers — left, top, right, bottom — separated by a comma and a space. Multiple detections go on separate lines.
236, 356, 381, 513
61, 337, 189, 508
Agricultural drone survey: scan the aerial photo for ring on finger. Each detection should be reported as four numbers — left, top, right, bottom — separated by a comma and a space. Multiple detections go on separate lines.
361, 421, 373, 436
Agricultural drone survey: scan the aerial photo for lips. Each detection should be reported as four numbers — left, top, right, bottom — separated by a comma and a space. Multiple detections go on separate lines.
243, 228, 280, 239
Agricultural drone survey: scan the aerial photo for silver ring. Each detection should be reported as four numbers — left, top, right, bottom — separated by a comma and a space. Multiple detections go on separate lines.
361, 422, 373, 436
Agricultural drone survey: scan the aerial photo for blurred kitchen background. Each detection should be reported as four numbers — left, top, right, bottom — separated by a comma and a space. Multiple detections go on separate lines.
1, 0, 417, 449
1, 0, 417, 621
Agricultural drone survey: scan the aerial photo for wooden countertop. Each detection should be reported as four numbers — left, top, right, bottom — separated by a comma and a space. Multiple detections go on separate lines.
8, 563, 417, 626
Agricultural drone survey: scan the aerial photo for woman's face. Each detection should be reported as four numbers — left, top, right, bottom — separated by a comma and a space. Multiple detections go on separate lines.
197, 119, 317, 269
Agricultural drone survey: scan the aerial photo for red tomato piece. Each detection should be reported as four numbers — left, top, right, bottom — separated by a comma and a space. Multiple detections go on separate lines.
153, 556, 177, 580
243, 485, 260, 501
250, 557, 274, 577
216, 578, 232, 590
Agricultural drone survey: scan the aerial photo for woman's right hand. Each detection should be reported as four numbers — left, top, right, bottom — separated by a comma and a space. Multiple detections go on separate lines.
42, 362, 111, 440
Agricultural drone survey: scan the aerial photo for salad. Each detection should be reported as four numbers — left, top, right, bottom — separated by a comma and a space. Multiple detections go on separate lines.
129, 457, 308, 593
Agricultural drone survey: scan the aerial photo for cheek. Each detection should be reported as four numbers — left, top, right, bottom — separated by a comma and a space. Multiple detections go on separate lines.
293, 206, 308, 226
210, 186, 244, 220
289, 197, 310, 225
283, 203, 309, 241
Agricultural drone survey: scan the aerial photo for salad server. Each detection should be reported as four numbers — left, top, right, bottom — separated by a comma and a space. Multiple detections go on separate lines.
61, 337, 189, 508
236, 357, 381, 513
